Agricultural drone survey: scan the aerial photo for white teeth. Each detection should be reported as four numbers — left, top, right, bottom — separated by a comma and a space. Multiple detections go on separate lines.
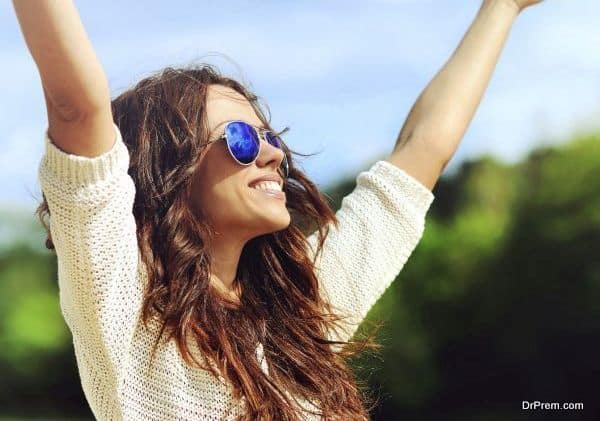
252, 181, 281, 191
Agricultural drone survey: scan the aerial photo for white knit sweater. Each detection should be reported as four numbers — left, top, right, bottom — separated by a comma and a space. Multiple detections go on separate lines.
38, 122, 435, 420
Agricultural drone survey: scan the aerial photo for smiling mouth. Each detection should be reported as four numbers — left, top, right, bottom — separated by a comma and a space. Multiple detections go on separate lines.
249, 185, 286, 200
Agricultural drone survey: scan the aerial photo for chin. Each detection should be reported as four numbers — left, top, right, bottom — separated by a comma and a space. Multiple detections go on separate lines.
262, 211, 291, 234
273, 213, 292, 231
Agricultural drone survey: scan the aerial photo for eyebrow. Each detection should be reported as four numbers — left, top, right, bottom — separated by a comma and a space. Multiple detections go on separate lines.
209, 120, 270, 138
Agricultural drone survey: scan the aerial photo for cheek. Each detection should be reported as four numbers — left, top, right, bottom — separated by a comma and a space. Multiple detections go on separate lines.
194, 177, 250, 221
210, 183, 242, 207
193, 150, 245, 211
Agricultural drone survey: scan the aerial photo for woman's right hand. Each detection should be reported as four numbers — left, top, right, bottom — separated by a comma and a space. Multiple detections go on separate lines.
12, 0, 115, 158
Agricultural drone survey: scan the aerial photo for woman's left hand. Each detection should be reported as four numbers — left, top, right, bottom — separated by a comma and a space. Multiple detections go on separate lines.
511, 0, 544, 12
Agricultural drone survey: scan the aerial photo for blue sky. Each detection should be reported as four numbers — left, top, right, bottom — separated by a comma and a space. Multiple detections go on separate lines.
1, 0, 599, 212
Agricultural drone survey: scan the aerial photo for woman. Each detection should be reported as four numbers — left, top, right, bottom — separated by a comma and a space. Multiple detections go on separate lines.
13, 0, 542, 419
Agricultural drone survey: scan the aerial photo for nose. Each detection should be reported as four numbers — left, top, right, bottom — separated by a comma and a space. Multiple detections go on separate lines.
255, 137, 286, 175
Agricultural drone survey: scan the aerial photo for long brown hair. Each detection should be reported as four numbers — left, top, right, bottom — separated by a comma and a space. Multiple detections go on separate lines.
36, 63, 383, 420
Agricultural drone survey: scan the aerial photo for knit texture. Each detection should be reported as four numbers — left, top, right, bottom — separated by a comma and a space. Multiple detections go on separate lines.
38, 122, 435, 420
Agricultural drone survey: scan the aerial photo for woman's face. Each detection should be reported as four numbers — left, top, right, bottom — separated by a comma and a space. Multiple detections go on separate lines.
190, 84, 291, 240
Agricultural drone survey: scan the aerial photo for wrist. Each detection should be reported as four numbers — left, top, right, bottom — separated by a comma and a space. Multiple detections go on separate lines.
482, 0, 522, 16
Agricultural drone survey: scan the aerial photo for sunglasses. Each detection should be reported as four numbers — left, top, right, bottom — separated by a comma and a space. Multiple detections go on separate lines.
208, 120, 289, 178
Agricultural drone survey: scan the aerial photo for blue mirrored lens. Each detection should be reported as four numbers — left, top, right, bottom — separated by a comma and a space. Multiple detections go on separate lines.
265, 131, 289, 177
264, 131, 281, 148
224, 121, 259, 164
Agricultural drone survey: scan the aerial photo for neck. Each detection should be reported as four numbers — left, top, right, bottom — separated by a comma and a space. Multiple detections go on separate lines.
209, 231, 247, 303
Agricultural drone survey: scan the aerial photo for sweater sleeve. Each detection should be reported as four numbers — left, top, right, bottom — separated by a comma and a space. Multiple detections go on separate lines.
37, 122, 143, 387
306, 160, 435, 346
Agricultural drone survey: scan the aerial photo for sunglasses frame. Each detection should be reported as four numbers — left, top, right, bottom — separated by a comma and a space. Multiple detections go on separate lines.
209, 120, 289, 178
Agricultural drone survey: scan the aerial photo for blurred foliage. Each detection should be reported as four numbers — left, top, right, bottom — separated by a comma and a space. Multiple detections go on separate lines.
0, 130, 598, 420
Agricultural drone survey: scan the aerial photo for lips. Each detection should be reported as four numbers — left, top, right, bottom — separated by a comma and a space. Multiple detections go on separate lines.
248, 173, 283, 188
248, 176, 286, 202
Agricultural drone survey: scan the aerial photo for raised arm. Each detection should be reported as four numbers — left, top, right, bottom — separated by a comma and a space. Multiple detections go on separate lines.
386, 0, 543, 191
308, 0, 544, 348
12, 0, 114, 157
13, 2, 143, 413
